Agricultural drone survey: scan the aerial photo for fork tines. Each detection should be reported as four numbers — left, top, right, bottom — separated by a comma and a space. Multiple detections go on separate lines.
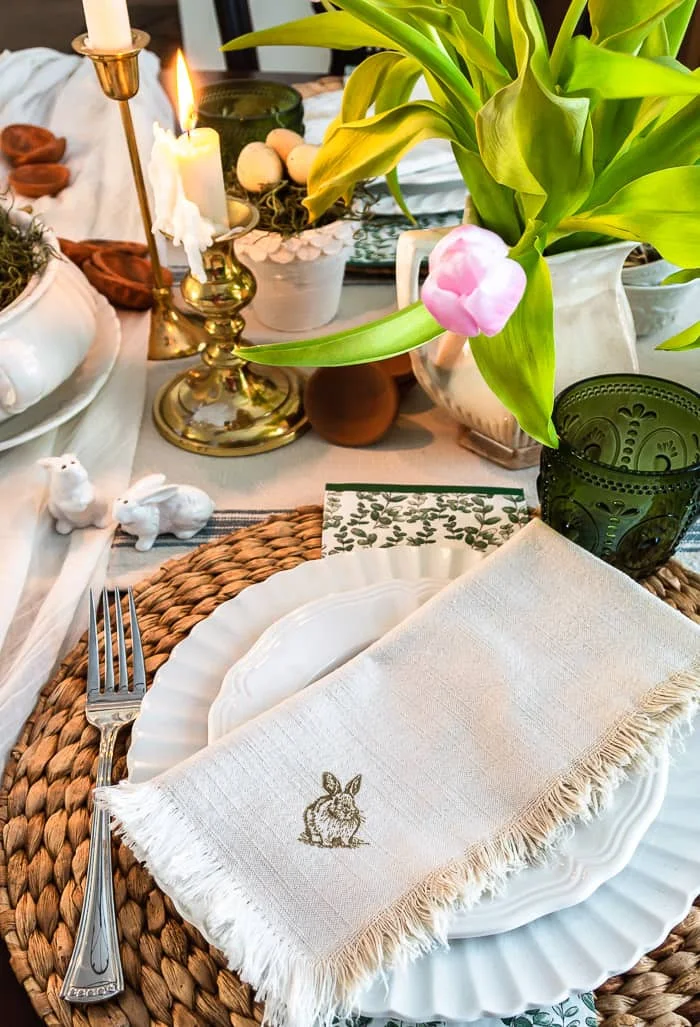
87, 587, 146, 699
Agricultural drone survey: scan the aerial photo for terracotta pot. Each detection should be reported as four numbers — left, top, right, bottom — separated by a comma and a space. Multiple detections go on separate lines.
82, 248, 172, 310
58, 239, 96, 267
59, 239, 150, 268
85, 239, 150, 258
0, 124, 65, 166
9, 163, 70, 198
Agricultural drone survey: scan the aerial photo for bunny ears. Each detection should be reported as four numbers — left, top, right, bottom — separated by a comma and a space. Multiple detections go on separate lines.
116, 474, 180, 507
322, 772, 362, 796
38, 453, 80, 470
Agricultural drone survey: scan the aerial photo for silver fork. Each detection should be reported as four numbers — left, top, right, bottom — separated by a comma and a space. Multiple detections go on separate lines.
61, 587, 146, 1004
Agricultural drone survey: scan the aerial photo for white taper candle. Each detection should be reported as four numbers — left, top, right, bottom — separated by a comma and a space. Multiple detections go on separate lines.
82, 0, 133, 51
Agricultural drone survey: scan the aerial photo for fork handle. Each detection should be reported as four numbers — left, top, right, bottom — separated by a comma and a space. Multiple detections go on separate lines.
61, 724, 124, 1004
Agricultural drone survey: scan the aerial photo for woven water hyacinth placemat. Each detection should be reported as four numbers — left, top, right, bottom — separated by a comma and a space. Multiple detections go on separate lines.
1, 506, 699, 1027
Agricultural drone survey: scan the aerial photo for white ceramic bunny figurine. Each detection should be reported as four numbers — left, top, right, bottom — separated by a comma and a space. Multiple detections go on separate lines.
38, 453, 110, 534
113, 474, 214, 551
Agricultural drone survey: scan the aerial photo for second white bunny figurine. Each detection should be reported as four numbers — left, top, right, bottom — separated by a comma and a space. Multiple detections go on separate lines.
113, 474, 214, 551
38, 454, 110, 534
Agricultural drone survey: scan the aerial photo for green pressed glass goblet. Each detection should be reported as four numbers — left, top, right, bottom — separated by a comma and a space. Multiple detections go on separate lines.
195, 81, 304, 171
538, 374, 700, 578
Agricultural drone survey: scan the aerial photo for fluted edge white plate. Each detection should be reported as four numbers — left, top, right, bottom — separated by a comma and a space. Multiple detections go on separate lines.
356, 727, 700, 1021
127, 544, 485, 784
208, 578, 668, 940
0, 289, 121, 451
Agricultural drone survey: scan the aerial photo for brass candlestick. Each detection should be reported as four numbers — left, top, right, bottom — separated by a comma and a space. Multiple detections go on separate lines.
153, 198, 308, 456
72, 31, 203, 360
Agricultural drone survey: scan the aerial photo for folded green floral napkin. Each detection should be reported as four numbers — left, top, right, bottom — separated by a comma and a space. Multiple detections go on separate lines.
322, 483, 529, 556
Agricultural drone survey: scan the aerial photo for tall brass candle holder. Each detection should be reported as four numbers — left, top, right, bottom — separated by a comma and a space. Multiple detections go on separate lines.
72, 31, 203, 360
153, 198, 308, 456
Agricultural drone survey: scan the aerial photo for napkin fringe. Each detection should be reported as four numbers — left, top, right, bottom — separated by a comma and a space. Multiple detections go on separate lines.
322, 668, 700, 1017
99, 661, 699, 1027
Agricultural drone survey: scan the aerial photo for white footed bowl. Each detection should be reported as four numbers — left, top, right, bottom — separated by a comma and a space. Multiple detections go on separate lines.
0, 210, 97, 421
624, 279, 700, 338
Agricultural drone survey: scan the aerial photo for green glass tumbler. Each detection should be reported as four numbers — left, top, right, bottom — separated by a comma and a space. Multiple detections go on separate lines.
538, 374, 700, 578
195, 81, 304, 173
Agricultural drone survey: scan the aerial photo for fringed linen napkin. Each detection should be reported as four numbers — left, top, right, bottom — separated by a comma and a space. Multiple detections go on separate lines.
101, 520, 700, 1027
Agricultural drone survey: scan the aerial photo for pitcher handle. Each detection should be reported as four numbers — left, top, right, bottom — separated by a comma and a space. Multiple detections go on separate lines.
395, 227, 454, 310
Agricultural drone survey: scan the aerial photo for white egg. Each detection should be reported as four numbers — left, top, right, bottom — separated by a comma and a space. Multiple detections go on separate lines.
265, 128, 304, 162
286, 143, 320, 185
236, 142, 284, 193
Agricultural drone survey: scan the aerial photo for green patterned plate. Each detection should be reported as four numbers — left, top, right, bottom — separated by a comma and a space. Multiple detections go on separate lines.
347, 211, 462, 275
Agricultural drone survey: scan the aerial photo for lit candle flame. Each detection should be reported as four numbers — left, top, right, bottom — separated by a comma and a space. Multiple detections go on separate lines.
176, 50, 196, 132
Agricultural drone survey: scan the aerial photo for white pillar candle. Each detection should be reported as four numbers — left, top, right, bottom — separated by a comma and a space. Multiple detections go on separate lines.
174, 51, 229, 230
82, 0, 133, 51
149, 123, 217, 284
176, 128, 229, 231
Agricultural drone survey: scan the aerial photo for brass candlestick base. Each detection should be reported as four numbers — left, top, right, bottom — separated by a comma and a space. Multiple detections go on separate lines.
153, 199, 308, 456
72, 31, 203, 360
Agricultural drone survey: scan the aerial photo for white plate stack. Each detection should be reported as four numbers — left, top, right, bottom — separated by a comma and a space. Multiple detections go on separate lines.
127, 546, 700, 1021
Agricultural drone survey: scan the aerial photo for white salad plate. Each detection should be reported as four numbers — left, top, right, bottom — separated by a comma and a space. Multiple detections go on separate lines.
208, 580, 668, 940
0, 290, 120, 452
128, 544, 485, 784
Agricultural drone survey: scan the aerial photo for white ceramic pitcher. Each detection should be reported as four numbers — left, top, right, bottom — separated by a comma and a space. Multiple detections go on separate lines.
396, 225, 639, 468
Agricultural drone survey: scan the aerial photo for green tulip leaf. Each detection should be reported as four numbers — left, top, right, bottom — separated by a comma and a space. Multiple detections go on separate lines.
640, 19, 671, 58
476, 0, 593, 226
375, 56, 424, 219
470, 245, 558, 448
561, 167, 700, 267
341, 51, 409, 124
661, 267, 700, 285
395, 3, 509, 90
333, 0, 480, 115
452, 146, 522, 244
589, 98, 642, 175
221, 10, 392, 51
656, 319, 700, 350
588, 0, 691, 54
476, 65, 592, 226
235, 301, 442, 366
305, 102, 457, 220
664, 0, 698, 55
491, 0, 518, 76
561, 36, 700, 98
589, 96, 700, 204
507, 0, 550, 80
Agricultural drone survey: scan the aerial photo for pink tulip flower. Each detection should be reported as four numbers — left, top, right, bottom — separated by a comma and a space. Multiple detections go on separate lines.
421, 225, 527, 338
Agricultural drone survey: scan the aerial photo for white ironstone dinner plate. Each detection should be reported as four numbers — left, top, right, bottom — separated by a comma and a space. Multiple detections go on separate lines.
0, 289, 120, 452
356, 725, 700, 1021
208, 580, 668, 940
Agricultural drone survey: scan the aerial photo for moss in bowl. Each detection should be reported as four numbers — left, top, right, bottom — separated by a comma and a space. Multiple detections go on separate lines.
0, 203, 53, 313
